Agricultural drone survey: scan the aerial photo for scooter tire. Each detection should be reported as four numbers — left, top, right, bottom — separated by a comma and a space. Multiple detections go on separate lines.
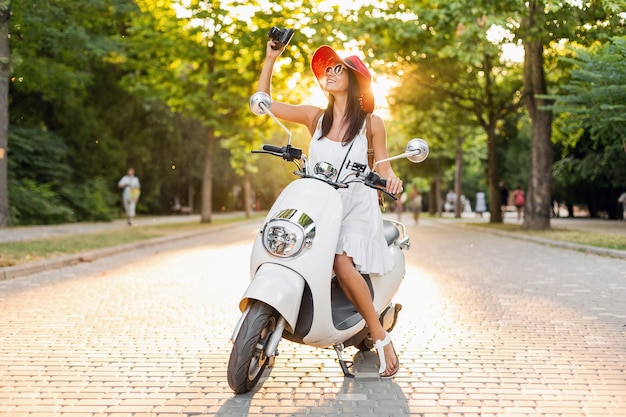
227, 301, 279, 394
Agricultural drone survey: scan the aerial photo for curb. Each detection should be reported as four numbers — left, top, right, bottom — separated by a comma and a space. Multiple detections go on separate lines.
1, 220, 260, 281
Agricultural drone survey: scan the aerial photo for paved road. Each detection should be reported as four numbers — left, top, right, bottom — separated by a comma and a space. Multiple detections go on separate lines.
0, 218, 625, 416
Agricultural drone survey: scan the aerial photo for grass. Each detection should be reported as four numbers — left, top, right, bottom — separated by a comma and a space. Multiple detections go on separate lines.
467, 222, 626, 251
0, 214, 264, 267
2, 213, 624, 268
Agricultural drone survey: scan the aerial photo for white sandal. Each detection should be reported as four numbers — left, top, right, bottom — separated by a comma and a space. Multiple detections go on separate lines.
373, 332, 400, 378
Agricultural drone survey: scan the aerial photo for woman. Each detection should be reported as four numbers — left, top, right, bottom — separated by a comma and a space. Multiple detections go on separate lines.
257, 40, 403, 378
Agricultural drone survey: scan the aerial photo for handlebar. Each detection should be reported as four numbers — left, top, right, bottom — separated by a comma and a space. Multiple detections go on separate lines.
253, 145, 397, 199
262, 144, 282, 153
252, 144, 302, 161
363, 172, 396, 200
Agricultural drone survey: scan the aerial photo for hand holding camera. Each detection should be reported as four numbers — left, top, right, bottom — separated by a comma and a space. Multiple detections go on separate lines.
268, 26, 294, 50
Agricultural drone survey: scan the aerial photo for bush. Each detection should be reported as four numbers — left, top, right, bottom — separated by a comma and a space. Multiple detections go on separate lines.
60, 176, 118, 222
9, 179, 76, 225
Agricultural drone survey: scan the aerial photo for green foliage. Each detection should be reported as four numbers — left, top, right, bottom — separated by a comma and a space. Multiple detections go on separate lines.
552, 37, 626, 149
549, 36, 626, 218
7, 127, 118, 224
9, 179, 75, 225
58, 177, 118, 222
10, 0, 134, 107
8, 127, 71, 183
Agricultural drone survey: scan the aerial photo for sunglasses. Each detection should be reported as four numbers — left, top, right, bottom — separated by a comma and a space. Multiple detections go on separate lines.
324, 63, 346, 76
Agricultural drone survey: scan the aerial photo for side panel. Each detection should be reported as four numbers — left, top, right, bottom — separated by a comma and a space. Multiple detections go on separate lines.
370, 246, 406, 312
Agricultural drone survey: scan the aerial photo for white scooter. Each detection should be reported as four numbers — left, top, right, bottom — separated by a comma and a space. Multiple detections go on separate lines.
227, 92, 428, 394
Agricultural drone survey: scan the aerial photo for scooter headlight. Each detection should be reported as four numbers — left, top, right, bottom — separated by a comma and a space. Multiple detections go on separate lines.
261, 209, 315, 258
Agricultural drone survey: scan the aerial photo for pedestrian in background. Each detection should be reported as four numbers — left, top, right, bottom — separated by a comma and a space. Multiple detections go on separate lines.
395, 192, 407, 221
475, 191, 486, 217
618, 192, 626, 220
444, 189, 456, 213
118, 167, 141, 225
512, 185, 525, 221
409, 188, 422, 225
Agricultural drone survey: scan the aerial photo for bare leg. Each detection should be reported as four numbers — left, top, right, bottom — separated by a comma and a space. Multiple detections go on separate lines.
334, 252, 398, 375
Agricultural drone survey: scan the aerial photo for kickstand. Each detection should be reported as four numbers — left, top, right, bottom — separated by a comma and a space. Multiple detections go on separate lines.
333, 343, 355, 378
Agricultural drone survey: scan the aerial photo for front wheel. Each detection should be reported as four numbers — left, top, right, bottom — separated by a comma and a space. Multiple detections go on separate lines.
227, 302, 280, 394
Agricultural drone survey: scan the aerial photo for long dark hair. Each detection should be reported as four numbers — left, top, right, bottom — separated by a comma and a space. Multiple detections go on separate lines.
320, 68, 367, 145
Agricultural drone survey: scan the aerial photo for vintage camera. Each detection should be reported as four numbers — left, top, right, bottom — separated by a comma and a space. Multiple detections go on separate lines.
268, 26, 294, 50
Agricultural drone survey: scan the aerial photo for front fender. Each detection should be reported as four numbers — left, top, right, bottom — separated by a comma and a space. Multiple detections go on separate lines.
239, 263, 305, 333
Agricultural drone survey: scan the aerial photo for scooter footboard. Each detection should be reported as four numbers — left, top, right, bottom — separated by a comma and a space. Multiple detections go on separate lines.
238, 263, 305, 333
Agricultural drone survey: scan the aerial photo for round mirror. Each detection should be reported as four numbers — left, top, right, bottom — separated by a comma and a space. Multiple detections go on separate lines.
249, 92, 272, 116
406, 138, 429, 163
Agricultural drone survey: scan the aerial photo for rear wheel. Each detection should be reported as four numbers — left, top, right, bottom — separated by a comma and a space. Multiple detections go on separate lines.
227, 302, 279, 394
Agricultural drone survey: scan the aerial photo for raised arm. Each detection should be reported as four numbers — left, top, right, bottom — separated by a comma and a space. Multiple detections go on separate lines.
257, 40, 323, 136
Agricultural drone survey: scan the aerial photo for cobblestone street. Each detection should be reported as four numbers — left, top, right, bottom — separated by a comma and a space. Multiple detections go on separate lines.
0, 219, 625, 416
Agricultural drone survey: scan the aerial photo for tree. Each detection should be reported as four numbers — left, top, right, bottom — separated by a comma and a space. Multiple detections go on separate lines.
0, 0, 11, 226
6, 0, 153, 224
519, 0, 554, 229
513, 0, 625, 229
124, 0, 333, 222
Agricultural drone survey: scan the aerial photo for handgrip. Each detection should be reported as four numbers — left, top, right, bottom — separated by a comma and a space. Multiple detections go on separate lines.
262, 144, 282, 153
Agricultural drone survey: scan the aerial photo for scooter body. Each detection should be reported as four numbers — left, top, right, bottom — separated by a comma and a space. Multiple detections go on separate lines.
226, 92, 427, 394
239, 177, 406, 347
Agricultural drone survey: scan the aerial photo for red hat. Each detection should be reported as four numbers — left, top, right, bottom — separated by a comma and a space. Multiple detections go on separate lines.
311, 45, 375, 113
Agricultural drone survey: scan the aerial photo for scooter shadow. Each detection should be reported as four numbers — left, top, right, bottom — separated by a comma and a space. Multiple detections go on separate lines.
215, 350, 409, 416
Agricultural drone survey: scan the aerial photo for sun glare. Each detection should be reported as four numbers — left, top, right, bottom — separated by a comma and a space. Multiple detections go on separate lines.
486, 24, 525, 63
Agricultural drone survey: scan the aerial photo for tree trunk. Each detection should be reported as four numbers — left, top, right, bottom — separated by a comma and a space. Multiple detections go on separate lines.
0, 1, 11, 227
453, 135, 463, 218
200, 127, 216, 223
200, 43, 218, 224
522, 3, 552, 231
487, 127, 502, 223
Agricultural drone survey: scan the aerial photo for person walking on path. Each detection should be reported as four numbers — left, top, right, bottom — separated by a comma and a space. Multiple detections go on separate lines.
409, 188, 423, 224
395, 192, 407, 221
256, 39, 402, 378
118, 167, 141, 225
475, 190, 487, 217
512, 185, 525, 221
618, 192, 626, 220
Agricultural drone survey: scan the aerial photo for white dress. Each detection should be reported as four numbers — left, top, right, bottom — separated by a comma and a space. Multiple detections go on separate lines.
309, 115, 394, 275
